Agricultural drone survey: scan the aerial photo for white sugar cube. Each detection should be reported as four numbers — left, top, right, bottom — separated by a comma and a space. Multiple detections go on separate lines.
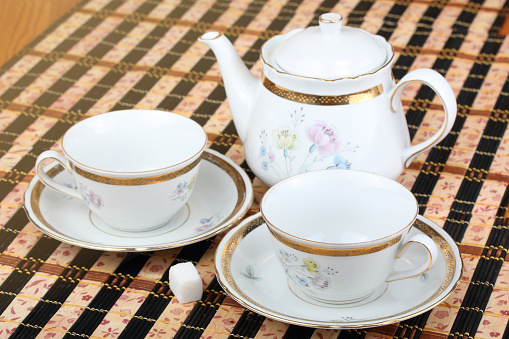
169, 262, 203, 303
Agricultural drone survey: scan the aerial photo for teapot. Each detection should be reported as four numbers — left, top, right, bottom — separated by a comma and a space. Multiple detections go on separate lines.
199, 13, 456, 187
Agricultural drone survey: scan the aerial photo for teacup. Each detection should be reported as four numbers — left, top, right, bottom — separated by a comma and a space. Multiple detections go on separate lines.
36, 109, 207, 232
260, 170, 437, 304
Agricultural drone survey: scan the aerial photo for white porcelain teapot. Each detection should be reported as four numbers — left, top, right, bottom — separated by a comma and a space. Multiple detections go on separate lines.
199, 13, 456, 187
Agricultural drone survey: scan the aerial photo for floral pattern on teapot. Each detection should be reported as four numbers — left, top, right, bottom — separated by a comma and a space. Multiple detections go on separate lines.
199, 15, 457, 187
258, 108, 358, 181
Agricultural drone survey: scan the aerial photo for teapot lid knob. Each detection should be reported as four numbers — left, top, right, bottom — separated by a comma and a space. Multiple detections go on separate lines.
319, 13, 342, 35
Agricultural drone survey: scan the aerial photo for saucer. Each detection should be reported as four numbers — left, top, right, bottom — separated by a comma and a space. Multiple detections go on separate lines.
215, 213, 462, 329
24, 149, 253, 252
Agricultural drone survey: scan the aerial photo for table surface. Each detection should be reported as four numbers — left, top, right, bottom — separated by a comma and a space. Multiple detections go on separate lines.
0, 0, 508, 338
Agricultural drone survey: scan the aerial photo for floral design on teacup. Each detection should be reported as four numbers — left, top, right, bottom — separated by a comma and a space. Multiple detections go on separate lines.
278, 249, 338, 292
170, 174, 197, 202
78, 184, 104, 209
258, 108, 358, 181
194, 211, 223, 233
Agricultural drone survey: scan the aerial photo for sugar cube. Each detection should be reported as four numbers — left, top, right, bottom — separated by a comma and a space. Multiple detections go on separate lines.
169, 262, 203, 303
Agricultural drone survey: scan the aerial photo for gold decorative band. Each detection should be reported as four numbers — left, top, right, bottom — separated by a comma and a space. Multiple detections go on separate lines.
262, 76, 384, 105
72, 156, 201, 186
269, 228, 401, 257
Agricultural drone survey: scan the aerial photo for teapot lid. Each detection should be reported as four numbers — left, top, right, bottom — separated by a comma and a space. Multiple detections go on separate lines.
275, 13, 388, 79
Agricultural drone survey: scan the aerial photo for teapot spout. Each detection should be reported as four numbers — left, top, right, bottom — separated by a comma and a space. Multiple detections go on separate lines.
199, 32, 258, 142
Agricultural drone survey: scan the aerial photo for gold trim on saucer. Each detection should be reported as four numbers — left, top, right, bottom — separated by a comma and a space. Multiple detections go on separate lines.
268, 228, 401, 256
71, 156, 201, 186
263, 76, 383, 105
217, 215, 462, 329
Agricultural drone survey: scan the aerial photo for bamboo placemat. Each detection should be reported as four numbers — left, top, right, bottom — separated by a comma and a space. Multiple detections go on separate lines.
0, 0, 508, 338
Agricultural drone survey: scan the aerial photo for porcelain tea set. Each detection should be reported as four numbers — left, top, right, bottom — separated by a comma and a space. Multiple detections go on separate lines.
26, 13, 461, 327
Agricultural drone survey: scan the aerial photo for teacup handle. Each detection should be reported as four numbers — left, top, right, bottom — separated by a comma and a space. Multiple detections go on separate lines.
388, 69, 457, 168
386, 234, 438, 282
36, 150, 83, 201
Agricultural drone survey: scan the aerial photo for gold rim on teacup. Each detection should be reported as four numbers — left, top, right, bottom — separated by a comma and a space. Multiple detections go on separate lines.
62, 132, 207, 177
267, 227, 402, 256
260, 169, 418, 248
69, 156, 202, 186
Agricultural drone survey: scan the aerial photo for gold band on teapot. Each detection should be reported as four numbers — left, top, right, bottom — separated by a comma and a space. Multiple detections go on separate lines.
262, 76, 383, 105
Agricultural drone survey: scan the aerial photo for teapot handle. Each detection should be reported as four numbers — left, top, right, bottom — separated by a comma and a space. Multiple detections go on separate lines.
389, 69, 457, 168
